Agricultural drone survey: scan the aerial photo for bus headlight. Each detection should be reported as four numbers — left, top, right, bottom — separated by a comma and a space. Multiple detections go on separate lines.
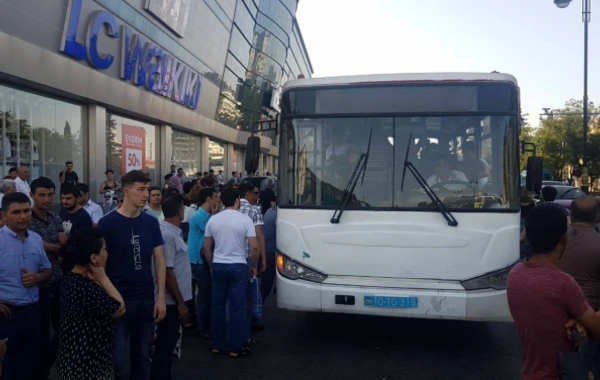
460, 262, 518, 291
276, 253, 327, 283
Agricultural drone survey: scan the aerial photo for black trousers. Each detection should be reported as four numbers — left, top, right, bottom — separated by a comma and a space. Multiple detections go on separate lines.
35, 281, 61, 380
260, 253, 276, 302
150, 305, 180, 380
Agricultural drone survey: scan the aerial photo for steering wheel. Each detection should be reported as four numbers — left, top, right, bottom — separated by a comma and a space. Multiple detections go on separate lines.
429, 180, 476, 192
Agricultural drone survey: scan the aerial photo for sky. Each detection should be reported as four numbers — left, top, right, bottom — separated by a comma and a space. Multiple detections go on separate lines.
295, 0, 600, 127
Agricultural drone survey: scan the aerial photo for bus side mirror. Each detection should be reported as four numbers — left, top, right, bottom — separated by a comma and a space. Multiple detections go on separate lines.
245, 136, 261, 174
526, 157, 543, 194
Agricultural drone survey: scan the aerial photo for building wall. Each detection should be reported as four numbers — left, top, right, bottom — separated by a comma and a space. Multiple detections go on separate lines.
0, 0, 311, 200
216, 0, 313, 133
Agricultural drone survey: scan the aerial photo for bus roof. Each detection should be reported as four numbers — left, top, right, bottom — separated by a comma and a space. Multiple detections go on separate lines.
282, 72, 518, 91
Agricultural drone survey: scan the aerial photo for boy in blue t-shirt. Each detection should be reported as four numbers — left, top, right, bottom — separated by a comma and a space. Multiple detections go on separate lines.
187, 187, 215, 337
98, 170, 166, 380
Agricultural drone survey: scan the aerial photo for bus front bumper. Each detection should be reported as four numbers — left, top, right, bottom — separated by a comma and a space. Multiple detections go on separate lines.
275, 273, 512, 322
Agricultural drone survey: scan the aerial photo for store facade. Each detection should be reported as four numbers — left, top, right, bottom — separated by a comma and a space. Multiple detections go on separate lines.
0, 0, 312, 200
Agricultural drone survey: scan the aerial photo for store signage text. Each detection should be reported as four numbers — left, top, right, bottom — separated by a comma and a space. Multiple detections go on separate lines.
60, 0, 201, 110
121, 124, 146, 175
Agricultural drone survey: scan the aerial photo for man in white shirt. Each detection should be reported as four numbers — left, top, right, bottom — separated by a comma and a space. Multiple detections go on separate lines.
76, 183, 104, 226
426, 154, 468, 192
203, 187, 258, 358
15, 166, 32, 203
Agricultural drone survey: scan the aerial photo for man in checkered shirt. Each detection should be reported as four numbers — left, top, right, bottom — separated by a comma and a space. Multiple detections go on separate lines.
237, 183, 266, 336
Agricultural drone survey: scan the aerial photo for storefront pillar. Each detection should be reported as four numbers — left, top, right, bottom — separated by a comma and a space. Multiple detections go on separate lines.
88, 105, 106, 203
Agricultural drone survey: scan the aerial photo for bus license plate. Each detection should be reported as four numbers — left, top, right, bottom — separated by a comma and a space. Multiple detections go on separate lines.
364, 296, 418, 309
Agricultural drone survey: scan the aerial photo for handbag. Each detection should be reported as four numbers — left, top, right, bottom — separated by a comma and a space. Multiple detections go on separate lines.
559, 328, 598, 380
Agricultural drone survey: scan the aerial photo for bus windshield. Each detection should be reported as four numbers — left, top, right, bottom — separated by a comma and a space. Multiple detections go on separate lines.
278, 85, 520, 211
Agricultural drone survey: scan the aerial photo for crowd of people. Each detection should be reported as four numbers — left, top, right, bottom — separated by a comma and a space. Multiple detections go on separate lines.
0, 163, 278, 380
511, 185, 600, 379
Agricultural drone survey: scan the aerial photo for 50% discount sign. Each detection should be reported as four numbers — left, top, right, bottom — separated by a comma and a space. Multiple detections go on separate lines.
125, 149, 143, 172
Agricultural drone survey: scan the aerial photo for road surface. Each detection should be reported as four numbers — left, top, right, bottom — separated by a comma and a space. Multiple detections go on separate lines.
172, 298, 522, 380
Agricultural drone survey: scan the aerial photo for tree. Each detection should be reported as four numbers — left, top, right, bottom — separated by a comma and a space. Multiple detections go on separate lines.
106, 114, 122, 176
529, 99, 600, 183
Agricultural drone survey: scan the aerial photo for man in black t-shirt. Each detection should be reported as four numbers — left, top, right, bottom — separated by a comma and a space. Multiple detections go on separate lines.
59, 161, 79, 187
59, 184, 92, 237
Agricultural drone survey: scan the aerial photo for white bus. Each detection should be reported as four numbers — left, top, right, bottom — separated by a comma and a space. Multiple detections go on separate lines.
247, 73, 527, 322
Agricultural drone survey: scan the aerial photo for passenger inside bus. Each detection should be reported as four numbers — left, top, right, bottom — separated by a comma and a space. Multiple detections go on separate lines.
459, 141, 490, 191
426, 153, 468, 190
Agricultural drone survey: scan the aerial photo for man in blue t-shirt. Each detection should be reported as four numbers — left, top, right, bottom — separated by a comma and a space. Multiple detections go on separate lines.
98, 170, 166, 380
187, 187, 215, 338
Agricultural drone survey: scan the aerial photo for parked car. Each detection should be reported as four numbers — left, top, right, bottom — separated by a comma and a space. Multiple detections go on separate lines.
542, 180, 568, 186
542, 185, 586, 209
241, 175, 278, 195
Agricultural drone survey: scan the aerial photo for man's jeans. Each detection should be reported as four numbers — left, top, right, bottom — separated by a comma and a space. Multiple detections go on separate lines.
150, 305, 180, 380
211, 263, 248, 351
115, 298, 155, 380
0, 304, 41, 380
191, 263, 211, 334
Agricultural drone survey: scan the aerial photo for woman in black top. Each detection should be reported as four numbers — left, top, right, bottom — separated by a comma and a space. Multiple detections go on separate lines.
99, 169, 121, 195
57, 228, 125, 380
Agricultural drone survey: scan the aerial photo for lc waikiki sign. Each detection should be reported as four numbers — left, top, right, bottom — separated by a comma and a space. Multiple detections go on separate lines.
60, 0, 201, 110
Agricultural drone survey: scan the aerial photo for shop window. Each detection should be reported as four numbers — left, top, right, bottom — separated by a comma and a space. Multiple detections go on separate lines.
171, 129, 202, 178
209, 140, 225, 173
106, 112, 158, 185
0, 85, 84, 188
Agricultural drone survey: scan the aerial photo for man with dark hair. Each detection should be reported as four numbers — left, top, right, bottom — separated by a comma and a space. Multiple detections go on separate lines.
229, 171, 238, 184
507, 204, 600, 380
59, 161, 79, 187
168, 165, 182, 194
29, 177, 67, 380
151, 194, 191, 380
98, 170, 166, 379
176, 167, 187, 187
540, 186, 570, 216
0, 192, 52, 379
200, 172, 210, 187
559, 197, 600, 310
203, 188, 258, 358
76, 183, 103, 226
188, 187, 216, 338
541, 186, 558, 202
59, 184, 92, 238
7, 167, 17, 180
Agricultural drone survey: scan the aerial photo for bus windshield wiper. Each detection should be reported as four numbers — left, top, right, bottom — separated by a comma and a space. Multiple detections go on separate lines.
400, 134, 458, 227
330, 129, 372, 224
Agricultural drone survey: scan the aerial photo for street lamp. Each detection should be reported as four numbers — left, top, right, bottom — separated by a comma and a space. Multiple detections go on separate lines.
554, 0, 591, 193
554, 0, 572, 8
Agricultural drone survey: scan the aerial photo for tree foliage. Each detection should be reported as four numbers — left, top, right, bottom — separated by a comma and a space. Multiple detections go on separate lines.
524, 99, 600, 182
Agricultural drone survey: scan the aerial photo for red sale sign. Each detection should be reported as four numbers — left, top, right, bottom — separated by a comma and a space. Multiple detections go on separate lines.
121, 124, 146, 175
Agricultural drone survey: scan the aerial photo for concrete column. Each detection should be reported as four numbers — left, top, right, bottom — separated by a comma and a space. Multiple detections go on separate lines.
88, 105, 106, 203
224, 143, 236, 179
160, 124, 171, 180
200, 136, 210, 173
267, 155, 274, 175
